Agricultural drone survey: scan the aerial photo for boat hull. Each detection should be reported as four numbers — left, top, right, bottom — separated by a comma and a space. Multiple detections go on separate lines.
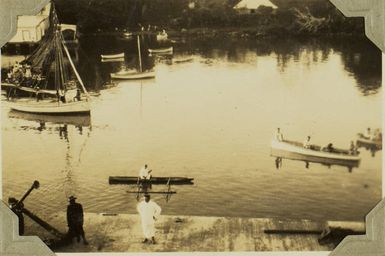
10, 100, 91, 115
111, 71, 155, 80
271, 140, 360, 167
101, 53, 124, 59
9, 109, 91, 126
109, 176, 194, 185
148, 47, 173, 54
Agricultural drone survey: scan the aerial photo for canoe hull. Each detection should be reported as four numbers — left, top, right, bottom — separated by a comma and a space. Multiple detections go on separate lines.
111, 71, 155, 80
109, 176, 194, 185
148, 47, 173, 54
101, 53, 124, 59
10, 100, 91, 115
271, 140, 360, 167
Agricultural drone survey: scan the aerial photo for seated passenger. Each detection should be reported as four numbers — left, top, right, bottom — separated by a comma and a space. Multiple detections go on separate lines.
275, 128, 284, 142
350, 141, 358, 155
303, 136, 311, 149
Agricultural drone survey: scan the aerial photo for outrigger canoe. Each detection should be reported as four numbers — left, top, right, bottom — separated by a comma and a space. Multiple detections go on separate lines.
148, 47, 173, 54
109, 176, 194, 185
271, 139, 361, 166
356, 133, 382, 149
100, 53, 124, 59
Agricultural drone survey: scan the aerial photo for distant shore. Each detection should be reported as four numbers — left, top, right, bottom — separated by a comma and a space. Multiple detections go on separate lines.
81, 27, 365, 39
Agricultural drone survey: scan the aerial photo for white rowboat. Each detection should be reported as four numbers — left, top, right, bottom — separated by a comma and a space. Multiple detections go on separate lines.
148, 47, 173, 54
101, 53, 125, 59
10, 100, 90, 114
111, 70, 155, 80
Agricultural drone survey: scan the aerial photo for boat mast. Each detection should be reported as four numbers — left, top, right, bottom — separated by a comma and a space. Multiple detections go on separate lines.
61, 34, 90, 99
137, 35, 143, 73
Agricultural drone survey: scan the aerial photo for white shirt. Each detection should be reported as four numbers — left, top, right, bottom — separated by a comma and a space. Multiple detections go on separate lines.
275, 131, 283, 141
137, 200, 161, 223
139, 166, 151, 179
303, 138, 311, 148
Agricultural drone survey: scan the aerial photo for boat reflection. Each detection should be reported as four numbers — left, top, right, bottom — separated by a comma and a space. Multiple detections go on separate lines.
272, 154, 359, 173
9, 110, 91, 127
356, 140, 382, 157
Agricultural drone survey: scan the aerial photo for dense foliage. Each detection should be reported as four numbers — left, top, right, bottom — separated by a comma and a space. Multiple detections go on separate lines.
54, 0, 364, 36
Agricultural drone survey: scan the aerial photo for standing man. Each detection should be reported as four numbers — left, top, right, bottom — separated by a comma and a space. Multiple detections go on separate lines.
137, 194, 161, 244
67, 196, 88, 245
275, 128, 284, 141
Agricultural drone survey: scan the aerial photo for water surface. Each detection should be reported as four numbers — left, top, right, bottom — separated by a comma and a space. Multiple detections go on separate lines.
2, 36, 382, 222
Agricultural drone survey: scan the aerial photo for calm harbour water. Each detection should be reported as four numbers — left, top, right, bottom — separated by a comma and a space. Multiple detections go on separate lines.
1, 35, 382, 223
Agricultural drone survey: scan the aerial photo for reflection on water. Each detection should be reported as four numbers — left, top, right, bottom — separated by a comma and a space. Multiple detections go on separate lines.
2, 35, 382, 222
274, 157, 356, 173
73, 35, 381, 96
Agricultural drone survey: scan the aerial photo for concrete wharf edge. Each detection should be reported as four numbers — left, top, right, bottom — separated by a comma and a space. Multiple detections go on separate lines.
22, 213, 365, 253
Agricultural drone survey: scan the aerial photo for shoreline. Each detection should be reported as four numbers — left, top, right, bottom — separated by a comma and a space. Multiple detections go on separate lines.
23, 212, 364, 252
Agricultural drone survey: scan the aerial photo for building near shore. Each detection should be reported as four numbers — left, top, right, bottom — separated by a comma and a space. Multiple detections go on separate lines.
234, 0, 278, 14
8, 3, 51, 44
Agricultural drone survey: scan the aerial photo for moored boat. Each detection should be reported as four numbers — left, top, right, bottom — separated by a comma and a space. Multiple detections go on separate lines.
100, 52, 124, 59
148, 47, 173, 55
110, 35, 156, 80
111, 70, 155, 80
101, 57, 124, 63
3, 4, 91, 115
9, 99, 90, 115
174, 57, 193, 64
271, 139, 361, 166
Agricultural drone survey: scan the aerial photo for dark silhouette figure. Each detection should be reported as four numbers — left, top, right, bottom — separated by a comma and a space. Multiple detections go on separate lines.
66, 196, 88, 245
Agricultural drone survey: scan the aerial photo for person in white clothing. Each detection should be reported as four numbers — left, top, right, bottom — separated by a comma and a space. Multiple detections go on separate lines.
275, 128, 284, 141
139, 164, 152, 180
137, 194, 161, 244
303, 136, 311, 149
364, 128, 371, 139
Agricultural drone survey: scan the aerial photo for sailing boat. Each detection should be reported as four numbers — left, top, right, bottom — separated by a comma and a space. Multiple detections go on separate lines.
110, 35, 155, 80
2, 4, 91, 115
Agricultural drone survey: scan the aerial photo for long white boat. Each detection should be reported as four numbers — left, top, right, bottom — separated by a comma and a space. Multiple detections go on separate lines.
271, 139, 360, 166
111, 70, 155, 80
148, 47, 173, 54
9, 99, 90, 115
101, 52, 124, 59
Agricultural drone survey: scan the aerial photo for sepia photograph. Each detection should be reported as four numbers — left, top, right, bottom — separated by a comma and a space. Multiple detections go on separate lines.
1, 0, 382, 253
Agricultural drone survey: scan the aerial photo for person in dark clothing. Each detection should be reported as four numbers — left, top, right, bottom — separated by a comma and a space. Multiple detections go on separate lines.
8, 197, 24, 236
66, 196, 88, 245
